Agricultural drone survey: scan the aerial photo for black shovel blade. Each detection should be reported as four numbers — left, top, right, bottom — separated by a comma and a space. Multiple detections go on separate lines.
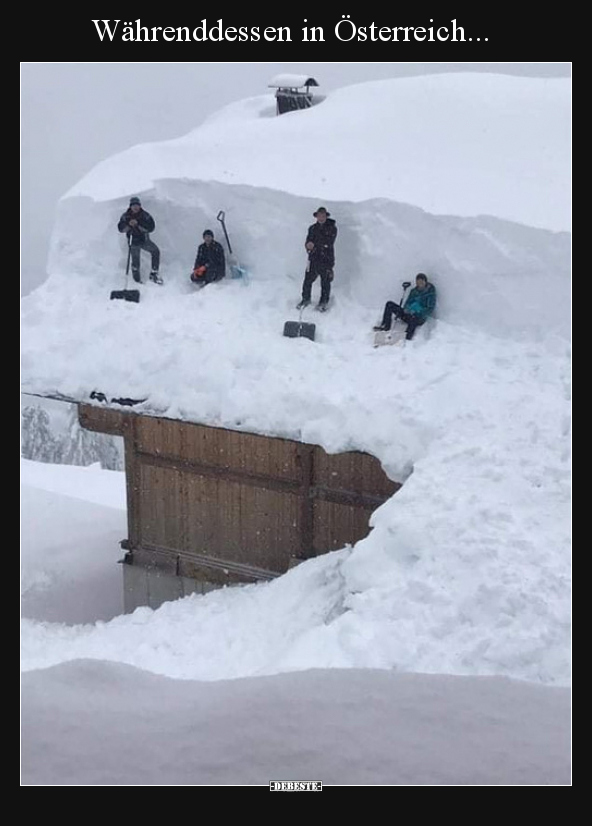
283, 321, 316, 341
110, 289, 140, 303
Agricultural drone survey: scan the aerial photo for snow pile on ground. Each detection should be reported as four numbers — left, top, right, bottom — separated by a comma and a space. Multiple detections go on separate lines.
21, 460, 126, 623
22, 658, 570, 786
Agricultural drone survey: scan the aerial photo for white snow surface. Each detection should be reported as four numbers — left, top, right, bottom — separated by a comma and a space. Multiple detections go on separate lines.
63, 73, 570, 232
268, 73, 319, 88
22, 658, 569, 786
21, 73, 571, 697
21, 461, 570, 784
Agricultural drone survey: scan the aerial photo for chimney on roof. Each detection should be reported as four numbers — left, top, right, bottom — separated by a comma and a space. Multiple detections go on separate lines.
267, 74, 320, 116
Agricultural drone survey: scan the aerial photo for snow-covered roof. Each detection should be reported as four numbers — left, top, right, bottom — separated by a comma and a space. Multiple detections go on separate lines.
22, 73, 570, 437
61, 74, 570, 232
20, 72, 571, 697
268, 73, 319, 89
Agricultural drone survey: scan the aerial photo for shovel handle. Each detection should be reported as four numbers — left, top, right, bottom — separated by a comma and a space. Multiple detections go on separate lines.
216, 210, 233, 254
400, 283, 411, 305
125, 234, 132, 275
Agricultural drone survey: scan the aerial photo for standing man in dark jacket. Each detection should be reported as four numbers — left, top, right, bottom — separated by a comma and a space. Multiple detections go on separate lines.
297, 207, 338, 312
117, 197, 162, 284
374, 273, 437, 340
191, 229, 226, 287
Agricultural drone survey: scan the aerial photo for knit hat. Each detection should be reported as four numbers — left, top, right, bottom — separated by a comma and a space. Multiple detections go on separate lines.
203, 229, 214, 238
129, 197, 141, 206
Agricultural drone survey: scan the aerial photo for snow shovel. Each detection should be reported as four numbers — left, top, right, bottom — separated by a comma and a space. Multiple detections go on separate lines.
283, 305, 316, 342
216, 210, 249, 282
90, 390, 147, 406
110, 236, 140, 303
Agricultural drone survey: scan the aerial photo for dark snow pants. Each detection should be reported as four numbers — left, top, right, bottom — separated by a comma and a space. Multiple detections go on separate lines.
130, 239, 160, 277
301, 261, 333, 304
202, 268, 225, 285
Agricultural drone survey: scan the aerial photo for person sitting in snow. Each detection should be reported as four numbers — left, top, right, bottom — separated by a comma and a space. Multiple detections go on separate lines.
297, 207, 338, 312
374, 273, 437, 340
191, 229, 226, 287
117, 196, 162, 284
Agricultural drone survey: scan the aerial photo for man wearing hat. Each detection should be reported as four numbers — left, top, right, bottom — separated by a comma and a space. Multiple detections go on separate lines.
117, 197, 162, 284
191, 229, 226, 287
297, 207, 338, 311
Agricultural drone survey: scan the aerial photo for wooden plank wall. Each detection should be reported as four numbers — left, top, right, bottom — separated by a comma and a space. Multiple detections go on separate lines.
79, 405, 400, 582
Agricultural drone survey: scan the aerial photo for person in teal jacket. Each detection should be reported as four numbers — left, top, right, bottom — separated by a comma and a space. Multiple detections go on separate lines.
374, 273, 437, 340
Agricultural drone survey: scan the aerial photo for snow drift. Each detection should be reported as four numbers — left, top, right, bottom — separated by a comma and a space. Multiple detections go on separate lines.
21, 73, 571, 687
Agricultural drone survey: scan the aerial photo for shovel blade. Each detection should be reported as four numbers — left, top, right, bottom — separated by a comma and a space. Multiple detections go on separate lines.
283, 320, 316, 341
110, 289, 140, 303
230, 264, 248, 280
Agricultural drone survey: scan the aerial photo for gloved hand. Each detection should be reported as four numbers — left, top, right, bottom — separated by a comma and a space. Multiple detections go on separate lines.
191, 265, 207, 282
